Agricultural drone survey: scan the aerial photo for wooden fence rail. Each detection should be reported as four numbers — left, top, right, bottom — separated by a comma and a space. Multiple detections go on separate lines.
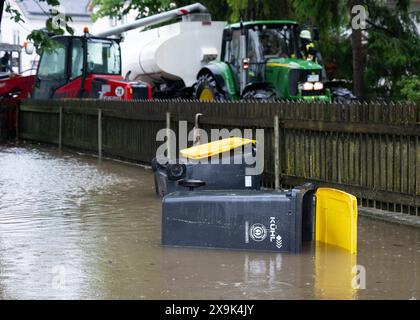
18, 98, 420, 217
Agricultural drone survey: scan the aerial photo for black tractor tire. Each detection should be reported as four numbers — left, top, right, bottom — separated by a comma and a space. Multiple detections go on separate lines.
194, 73, 227, 102
241, 89, 277, 101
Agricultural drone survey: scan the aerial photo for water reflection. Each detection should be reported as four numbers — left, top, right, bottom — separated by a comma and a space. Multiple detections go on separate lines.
244, 254, 283, 287
314, 243, 357, 299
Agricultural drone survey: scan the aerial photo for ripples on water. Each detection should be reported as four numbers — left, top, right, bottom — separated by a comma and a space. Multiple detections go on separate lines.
0, 145, 419, 299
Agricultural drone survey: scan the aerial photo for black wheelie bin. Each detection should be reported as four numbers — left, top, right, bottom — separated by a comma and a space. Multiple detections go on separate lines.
162, 184, 316, 253
152, 137, 261, 197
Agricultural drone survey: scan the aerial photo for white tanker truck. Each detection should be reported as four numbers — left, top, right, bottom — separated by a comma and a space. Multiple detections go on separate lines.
121, 14, 226, 98
98, 3, 332, 101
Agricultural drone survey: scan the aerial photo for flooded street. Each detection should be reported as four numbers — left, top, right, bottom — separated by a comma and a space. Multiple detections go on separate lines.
0, 144, 419, 300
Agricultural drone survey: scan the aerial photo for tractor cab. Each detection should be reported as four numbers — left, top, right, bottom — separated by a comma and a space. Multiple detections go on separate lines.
223, 21, 301, 83
32, 34, 150, 100
215, 21, 331, 101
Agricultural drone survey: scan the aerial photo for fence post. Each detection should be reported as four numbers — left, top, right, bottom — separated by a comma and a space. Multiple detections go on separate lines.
274, 114, 280, 190
166, 112, 171, 160
58, 106, 63, 151
98, 108, 102, 160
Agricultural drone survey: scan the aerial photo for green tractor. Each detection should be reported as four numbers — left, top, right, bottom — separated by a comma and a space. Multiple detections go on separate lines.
194, 21, 331, 102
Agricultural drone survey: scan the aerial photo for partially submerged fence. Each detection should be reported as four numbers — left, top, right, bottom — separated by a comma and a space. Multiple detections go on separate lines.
0, 98, 18, 141
18, 99, 420, 217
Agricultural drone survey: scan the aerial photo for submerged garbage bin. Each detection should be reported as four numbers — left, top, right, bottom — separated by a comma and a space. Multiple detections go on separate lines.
162, 184, 315, 253
152, 137, 261, 197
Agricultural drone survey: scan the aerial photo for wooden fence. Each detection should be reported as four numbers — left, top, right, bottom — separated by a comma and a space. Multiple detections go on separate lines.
18, 98, 420, 217
0, 98, 18, 141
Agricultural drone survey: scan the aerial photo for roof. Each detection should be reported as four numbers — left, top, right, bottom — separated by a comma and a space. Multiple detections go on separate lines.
228, 20, 298, 29
15, 0, 92, 22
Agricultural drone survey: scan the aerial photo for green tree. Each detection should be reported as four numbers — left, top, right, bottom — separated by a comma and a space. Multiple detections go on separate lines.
226, 0, 291, 21
363, 1, 420, 98
91, 0, 291, 23
91, 0, 232, 22
398, 75, 420, 103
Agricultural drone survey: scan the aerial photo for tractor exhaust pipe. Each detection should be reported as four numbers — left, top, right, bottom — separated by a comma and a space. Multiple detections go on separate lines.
95, 3, 208, 38
239, 20, 247, 94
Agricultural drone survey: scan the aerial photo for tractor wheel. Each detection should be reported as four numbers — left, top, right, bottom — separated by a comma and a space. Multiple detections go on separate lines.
194, 73, 227, 102
242, 89, 277, 101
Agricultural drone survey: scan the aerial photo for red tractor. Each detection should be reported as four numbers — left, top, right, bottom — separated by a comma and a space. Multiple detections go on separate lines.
31, 31, 151, 100
0, 36, 151, 101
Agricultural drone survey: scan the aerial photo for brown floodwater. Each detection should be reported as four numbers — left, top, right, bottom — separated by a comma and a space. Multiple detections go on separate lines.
0, 144, 418, 300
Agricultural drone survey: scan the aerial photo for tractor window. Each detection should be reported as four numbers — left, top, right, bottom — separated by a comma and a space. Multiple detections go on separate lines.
248, 29, 263, 62
251, 25, 296, 59
247, 30, 265, 81
71, 38, 84, 78
230, 30, 241, 67
87, 39, 120, 75
229, 29, 241, 87
37, 42, 66, 80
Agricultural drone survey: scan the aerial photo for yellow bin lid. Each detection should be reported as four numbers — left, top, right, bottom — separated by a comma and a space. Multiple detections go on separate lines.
180, 137, 255, 160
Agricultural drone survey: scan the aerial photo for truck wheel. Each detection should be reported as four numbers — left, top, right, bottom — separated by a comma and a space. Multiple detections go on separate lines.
242, 89, 277, 101
194, 74, 227, 101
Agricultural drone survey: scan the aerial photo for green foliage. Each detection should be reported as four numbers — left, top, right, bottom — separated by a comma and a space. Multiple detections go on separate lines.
398, 76, 420, 103
290, 0, 348, 32
91, 0, 173, 21
226, 0, 291, 21
5, 3, 24, 23
174, 0, 231, 21
363, 1, 420, 97
317, 31, 353, 80
26, 30, 62, 55
91, 0, 231, 22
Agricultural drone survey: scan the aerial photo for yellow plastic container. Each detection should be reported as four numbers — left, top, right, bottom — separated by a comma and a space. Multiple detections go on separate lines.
180, 137, 255, 160
315, 188, 358, 254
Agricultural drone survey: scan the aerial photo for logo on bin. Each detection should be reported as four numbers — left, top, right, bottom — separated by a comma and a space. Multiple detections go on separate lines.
275, 235, 283, 248
249, 223, 267, 242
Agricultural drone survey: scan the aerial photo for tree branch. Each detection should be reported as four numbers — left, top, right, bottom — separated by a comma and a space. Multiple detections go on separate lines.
365, 19, 397, 37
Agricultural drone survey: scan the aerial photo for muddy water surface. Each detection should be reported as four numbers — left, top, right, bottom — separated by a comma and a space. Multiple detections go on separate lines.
0, 144, 418, 299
